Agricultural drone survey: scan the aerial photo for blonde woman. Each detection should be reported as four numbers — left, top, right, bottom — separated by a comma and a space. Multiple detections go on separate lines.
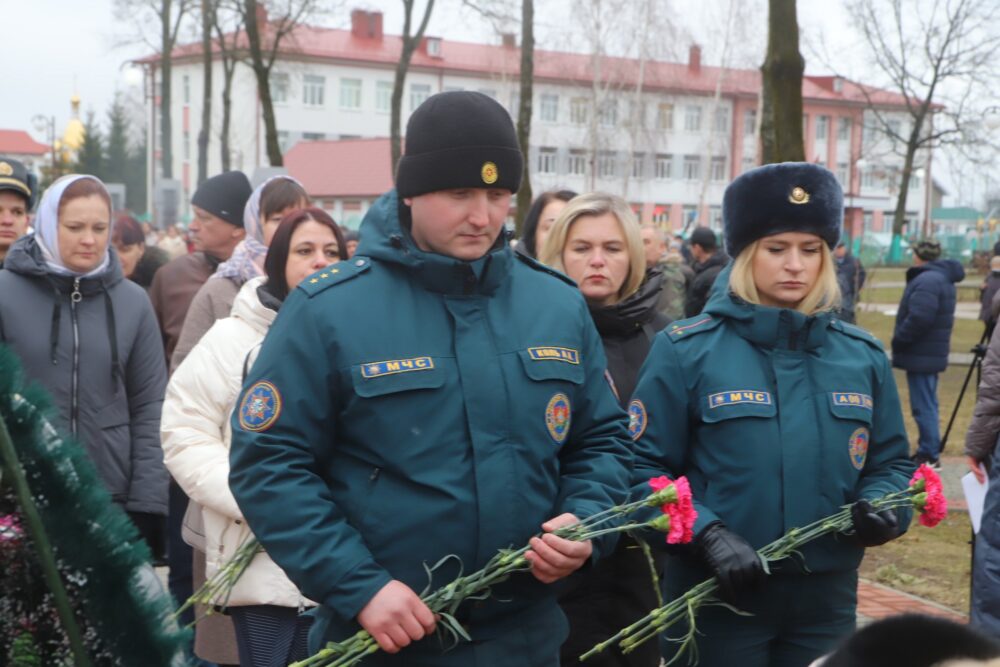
627, 163, 914, 667
539, 192, 669, 667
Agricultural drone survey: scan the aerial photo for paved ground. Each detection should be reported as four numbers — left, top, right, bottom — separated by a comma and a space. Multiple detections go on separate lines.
856, 454, 971, 626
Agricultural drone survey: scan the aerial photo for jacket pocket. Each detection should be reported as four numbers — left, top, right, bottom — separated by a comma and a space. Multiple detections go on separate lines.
93, 399, 131, 497
350, 362, 445, 398
517, 350, 585, 385
828, 401, 874, 427
699, 390, 776, 423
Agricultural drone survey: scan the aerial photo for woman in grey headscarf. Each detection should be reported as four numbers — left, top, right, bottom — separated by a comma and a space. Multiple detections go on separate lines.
170, 176, 308, 370
0, 174, 169, 549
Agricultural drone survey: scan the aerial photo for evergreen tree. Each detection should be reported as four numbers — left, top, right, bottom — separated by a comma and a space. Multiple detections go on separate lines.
73, 112, 105, 177
105, 97, 130, 187
125, 137, 148, 214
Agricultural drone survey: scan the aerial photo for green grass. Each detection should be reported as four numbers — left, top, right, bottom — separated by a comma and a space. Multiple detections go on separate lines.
856, 310, 984, 356
860, 511, 972, 613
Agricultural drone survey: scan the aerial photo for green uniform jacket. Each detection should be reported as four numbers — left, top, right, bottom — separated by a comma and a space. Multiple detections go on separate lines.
228, 191, 632, 652
630, 269, 913, 573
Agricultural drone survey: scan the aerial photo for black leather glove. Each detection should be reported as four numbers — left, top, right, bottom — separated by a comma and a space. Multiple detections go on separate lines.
127, 511, 167, 564
696, 522, 766, 605
850, 500, 899, 547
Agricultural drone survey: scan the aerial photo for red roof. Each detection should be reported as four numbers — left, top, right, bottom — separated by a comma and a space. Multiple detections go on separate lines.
284, 137, 393, 198
0, 129, 49, 156
142, 23, 916, 109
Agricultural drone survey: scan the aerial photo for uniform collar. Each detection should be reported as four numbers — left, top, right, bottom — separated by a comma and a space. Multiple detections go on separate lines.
355, 189, 513, 296
703, 265, 831, 351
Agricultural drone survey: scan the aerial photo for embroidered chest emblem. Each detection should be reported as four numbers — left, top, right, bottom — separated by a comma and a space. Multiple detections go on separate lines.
849, 427, 870, 470
708, 390, 772, 408
546, 393, 572, 444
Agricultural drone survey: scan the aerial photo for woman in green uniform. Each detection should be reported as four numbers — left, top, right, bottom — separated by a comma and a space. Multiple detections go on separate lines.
628, 162, 914, 667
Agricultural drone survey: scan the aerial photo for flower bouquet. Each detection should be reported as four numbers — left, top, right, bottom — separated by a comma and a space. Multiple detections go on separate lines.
580, 464, 948, 665
171, 535, 263, 624
290, 477, 698, 667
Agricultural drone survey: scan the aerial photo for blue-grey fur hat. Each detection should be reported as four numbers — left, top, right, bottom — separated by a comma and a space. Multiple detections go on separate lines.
722, 162, 843, 258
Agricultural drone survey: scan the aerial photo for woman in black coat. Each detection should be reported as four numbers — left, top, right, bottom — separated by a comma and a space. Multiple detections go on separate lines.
539, 191, 669, 667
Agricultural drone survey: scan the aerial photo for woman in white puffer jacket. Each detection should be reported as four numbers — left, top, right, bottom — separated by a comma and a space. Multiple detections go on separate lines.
161, 208, 346, 666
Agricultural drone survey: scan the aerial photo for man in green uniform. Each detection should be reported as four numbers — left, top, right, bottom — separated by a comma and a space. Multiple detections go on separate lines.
228, 91, 632, 666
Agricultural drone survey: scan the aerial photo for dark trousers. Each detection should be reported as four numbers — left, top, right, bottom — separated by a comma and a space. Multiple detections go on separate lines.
230, 605, 312, 667
168, 480, 194, 625
906, 371, 941, 460
661, 567, 857, 667
559, 536, 661, 667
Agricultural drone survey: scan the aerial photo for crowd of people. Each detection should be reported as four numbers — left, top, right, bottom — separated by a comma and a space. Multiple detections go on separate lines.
0, 90, 998, 667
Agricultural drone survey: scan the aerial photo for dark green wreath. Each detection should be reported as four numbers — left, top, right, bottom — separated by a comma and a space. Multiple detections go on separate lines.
0, 344, 189, 665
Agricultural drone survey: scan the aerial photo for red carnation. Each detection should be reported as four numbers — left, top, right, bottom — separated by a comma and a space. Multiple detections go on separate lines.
910, 464, 948, 527
647, 476, 697, 544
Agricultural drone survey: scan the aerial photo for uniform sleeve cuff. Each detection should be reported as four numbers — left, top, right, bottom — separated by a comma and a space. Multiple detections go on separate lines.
322, 560, 394, 624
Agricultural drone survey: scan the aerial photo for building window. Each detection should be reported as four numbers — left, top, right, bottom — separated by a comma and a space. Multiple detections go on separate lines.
887, 119, 902, 139
863, 211, 873, 232
568, 149, 587, 175
816, 115, 829, 140
537, 147, 557, 174
657, 103, 673, 130
183, 75, 190, 105
627, 100, 646, 127
655, 153, 672, 180
682, 205, 698, 226
303, 132, 325, 141
271, 72, 289, 104
632, 152, 644, 179
684, 105, 702, 132
375, 81, 393, 113
710, 156, 726, 181
741, 157, 755, 173
509, 92, 521, 117
303, 74, 325, 107
339, 78, 362, 109
683, 155, 701, 180
540, 93, 558, 122
570, 98, 588, 125
837, 162, 849, 187
599, 99, 618, 126
598, 150, 616, 178
838, 117, 851, 141
709, 206, 722, 229
713, 107, 729, 133
277, 131, 291, 154
410, 83, 431, 111
861, 166, 875, 189
743, 109, 756, 136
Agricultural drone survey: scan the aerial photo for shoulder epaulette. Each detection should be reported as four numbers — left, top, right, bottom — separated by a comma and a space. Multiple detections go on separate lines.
830, 319, 884, 350
514, 251, 577, 287
666, 315, 722, 341
297, 257, 372, 297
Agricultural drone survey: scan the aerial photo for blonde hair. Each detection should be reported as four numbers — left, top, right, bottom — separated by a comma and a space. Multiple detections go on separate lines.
728, 239, 841, 315
537, 192, 646, 303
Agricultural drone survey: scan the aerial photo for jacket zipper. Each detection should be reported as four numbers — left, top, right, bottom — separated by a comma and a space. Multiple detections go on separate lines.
70, 278, 81, 437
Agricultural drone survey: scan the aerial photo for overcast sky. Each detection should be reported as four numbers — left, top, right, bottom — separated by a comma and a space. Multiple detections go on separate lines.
1, 0, 992, 205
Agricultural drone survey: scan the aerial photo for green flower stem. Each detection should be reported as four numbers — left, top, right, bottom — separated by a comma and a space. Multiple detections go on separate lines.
581, 491, 922, 662
293, 493, 679, 667
172, 536, 263, 624
0, 412, 92, 667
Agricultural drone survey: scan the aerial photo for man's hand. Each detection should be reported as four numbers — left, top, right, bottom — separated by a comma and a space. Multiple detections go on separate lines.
357, 580, 436, 653
524, 513, 592, 584
967, 455, 987, 485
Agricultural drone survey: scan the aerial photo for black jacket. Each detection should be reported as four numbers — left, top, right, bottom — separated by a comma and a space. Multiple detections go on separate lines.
684, 250, 730, 317
891, 259, 965, 374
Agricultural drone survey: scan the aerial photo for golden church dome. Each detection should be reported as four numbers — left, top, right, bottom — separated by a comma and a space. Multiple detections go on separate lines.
61, 94, 85, 152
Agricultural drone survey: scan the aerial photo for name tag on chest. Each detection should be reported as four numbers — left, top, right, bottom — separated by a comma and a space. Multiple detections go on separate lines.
361, 357, 435, 378
708, 390, 773, 408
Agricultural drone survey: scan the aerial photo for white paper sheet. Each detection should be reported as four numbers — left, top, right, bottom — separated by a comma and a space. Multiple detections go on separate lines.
963, 470, 988, 534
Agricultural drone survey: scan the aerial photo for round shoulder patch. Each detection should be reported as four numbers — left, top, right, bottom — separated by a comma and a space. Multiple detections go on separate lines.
239, 381, 283, 432
628, 399, 648, 440
849, 427, 869, 470
545, 393, 572, 444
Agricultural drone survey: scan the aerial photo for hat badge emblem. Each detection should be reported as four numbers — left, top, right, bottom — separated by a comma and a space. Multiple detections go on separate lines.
481, 161, 499, 185
789, 186, 810, 205
0, 162, 12, 177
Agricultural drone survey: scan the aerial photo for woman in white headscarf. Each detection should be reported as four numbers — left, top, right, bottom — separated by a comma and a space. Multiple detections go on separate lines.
170, 176, 308, 371
0, 174, 169, 549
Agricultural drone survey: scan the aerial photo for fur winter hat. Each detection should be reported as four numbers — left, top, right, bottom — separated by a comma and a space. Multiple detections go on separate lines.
722, 162, 843, 258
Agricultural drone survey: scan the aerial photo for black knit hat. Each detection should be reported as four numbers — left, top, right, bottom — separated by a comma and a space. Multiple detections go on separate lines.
191, 171, 253, 227
0, 157, 38, 211
722, 162, 843, 258
396, 91, 523, 198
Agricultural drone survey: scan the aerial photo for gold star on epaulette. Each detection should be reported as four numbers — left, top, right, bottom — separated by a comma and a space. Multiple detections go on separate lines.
332, 268, 339, 274
320, 273, 328, 278
310, 278, 319, 283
